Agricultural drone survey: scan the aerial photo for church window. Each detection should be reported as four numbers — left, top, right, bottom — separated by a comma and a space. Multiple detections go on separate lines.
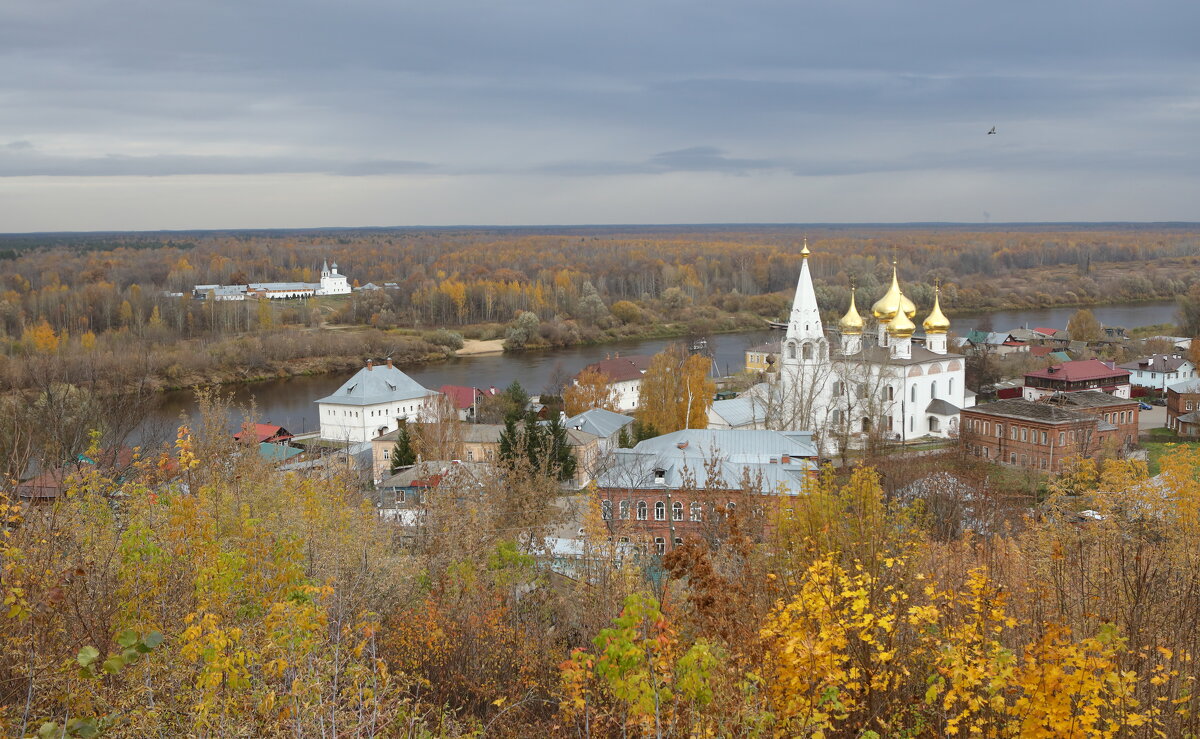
887, 416, 894, 431
832, 409, 842, 424
911, 385, 917, 403
949, 378, 954, 394
802, 343, 813, 361
821, 343, 828, 360
832, 380, 842, 396
887, 385, 894, 401
929, 416, 940, 433
931, 381, 937, 399
787, 343, 796, 359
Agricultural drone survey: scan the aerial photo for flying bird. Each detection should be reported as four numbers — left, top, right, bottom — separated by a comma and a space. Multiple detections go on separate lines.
987, 126, 997, 135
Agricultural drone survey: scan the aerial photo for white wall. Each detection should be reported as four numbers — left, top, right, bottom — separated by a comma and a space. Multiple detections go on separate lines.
318, 397, 433, 443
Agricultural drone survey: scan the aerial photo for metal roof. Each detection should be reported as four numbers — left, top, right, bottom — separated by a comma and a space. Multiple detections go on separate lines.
564, 408, 635, 439
315, 365, 438, 407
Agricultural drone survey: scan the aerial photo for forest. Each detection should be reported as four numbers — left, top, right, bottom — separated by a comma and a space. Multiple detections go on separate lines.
2, 397, 1199, 737
1, 225, 1199, 394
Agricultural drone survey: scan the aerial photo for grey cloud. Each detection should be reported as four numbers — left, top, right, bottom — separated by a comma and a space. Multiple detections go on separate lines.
0, 149, 432, 177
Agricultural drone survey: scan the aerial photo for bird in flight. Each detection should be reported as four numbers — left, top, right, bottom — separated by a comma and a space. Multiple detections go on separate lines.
987, 126, 997, 135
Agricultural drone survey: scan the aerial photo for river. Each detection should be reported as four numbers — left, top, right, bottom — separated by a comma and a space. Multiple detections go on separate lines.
138, 300, 1181, 446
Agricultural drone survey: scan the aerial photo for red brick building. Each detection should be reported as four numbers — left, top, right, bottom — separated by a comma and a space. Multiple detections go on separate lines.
961, 392, 1139, 472
1167, 378, 1200, 436
594, 428, 818, 554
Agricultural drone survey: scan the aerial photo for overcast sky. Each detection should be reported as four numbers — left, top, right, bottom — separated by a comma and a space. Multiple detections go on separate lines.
1, 0, 1198, 231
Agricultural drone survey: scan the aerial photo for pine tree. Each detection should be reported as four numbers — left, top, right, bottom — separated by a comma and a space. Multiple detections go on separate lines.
390, 418, 417, 473
545, 413, 577, 482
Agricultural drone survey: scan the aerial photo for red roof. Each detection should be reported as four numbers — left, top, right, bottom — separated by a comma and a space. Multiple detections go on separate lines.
579, 355, 652, 383
233, 423, 293, 444
1025, 359, 1130, 383
1030, 346, 1054, 357
1033, 327, 1060, 337
439, 384, 491, 410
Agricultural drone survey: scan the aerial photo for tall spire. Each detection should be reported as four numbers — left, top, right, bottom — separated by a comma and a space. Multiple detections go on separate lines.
786, 241, 823, 343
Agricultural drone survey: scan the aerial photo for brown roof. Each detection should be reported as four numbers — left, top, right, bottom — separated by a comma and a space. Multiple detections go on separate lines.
1026, 359, 1129, 384
963, 398, 1096, 426
579, 355, 652, 383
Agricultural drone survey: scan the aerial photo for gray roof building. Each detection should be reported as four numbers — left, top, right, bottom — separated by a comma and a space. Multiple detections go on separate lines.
596, 428, 818, 495
564, 408, 635, 441
316, 363, 438, 407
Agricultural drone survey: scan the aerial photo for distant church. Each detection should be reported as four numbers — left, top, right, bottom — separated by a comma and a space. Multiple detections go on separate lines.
316, 260, 350, 296
710, 241, 974, 453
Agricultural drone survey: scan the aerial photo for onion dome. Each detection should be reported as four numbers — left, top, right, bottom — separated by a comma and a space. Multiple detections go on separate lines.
839, 287, 864, 335
923, 285, 951, 334
800, 237, 810, 258
871, 262, 916, 320
887, 294, 917, 338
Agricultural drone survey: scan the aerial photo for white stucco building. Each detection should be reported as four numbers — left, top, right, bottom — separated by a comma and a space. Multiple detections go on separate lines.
316, 261, 351, 296
709, 242, 973, 454
316, 359, 439, 443
573, 355, 652, 412
1118, 354, 1196, 393
194, 258, 351, 300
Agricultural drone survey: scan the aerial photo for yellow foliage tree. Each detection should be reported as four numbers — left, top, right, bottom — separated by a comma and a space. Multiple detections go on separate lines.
23, 318, 59, 353
563, 367, 617, 415
636, 344, 715, 433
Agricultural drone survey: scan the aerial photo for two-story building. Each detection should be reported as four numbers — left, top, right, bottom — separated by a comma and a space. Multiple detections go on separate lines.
1167, 378, 1200, 436
744, 341, 780, 373
316, 359, 439, 443
1118, 354, 1196, 393
1023, 359, 1131, 400
574, 355, 652, 412
594, 428, 819, 554
960, 392, 1139, 472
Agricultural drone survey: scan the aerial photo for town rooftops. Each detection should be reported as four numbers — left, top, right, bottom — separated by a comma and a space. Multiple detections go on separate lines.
315, 361, 438, 406
709, 395, 769, 428
233, 423, 293, 444
564, 408, 635, 439
1118, 354, 1191, 374
1025, 359, 1130, 384
579, 354, 652, 383
438, 384, 494, 410
963, 398, 1098, 425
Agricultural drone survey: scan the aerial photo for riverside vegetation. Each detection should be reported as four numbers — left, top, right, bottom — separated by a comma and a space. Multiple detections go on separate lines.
3, 396, 1200, 736
2, 225, 1200, 395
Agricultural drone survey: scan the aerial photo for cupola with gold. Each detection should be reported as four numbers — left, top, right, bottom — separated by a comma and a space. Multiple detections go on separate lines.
870, 261, 917, 321
923, 283, 950, 354
838, 286, 864, 355
887, 290, 916, 359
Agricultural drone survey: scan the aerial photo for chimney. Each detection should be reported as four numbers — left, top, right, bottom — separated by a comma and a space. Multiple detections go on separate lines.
782, 454, 791, 464
366, 359, 374, 371
386, 356, 393, 369
676, 440, 688, 449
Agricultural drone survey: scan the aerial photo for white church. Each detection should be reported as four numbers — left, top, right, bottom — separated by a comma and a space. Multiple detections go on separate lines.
194, 259, 351, 300
709, 242, 973, 453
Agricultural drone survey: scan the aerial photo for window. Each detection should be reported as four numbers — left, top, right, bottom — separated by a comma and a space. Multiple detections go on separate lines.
787, 343, 796, 359
1059, 431, 1065, 445
674, 537, 683, 549
1010, 452, 1017, 464
1021, 454, 1028, 467
466, 450, 474, 461
636, 501, 647, 520
1011, 426, 1018, 441
802, 343, 813, 361
383, 449, 389, 459
832, 380, 843, 397
984, 447, 990, 459
672, 501, 683, 521
690, 502, 703, 521
1188, 401, 1194, 411
1020, 427, 1027, 442
726, 502, 737, 516
654, 537, 666, 555
949, 378, 954, 395
1040, 431, 1047, 445
619, 501, 629, 520
931, 381, 937, 399
911, 385, 917, 403
601, 500, 612, 520
887, 385, 895, 401
654, 501, 666, 521
928, 416, 940, 433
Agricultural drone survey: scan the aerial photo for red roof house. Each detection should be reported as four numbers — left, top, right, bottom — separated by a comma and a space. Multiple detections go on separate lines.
1023, 359, 1131, 400
233, 423, 294, 444
577, 354, 653, 383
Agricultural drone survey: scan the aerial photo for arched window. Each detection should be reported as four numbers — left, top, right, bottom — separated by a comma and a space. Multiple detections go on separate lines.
887, 385, 895, 401
929, 416, 940, 433
674, 537, 683, 549
654, 501, 666, 521
802, 343, 813, 361
636, 501, 648, 520
787, 343, 797, 359
619, 501, 629, 520
949, 377, 954, 395
671, 501, 683, 521
911, 384, 917, 403
654, 537, 666, 555
931, 381, 937, 399
601, 500, 612, 520
689, 502, 703, 521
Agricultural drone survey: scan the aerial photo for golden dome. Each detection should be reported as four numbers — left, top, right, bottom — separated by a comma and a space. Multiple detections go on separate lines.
870, 262, 917, 320
923, 285, 951, 334
887, 295, 917, 338
839, 287, 863, 334
800, 237, 811, 258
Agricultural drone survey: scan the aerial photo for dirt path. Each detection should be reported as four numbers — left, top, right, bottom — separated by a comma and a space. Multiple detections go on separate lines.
457, 339, 505, 356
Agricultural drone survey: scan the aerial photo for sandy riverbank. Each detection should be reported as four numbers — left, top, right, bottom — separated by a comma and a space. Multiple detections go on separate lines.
456, 339, 506, 356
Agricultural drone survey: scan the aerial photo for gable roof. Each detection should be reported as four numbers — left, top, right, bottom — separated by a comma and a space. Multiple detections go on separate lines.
564, 408, 635, 439
1025, 359, 1129, 384
578, 355, 652, 383
1117, 354, 1192, 374
439, 384, 489, 410
964, 398, 1096, 425
709, 396, 768, 428
1169, 378, 1200, 394
925, 398, 961, 416
233, 423, 293, 444
316, 364, 437, 407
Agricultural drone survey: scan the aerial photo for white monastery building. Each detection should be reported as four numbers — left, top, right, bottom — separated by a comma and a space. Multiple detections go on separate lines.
194, 259, 351, 300
316, 359, 439, 443
708, 241, 973, 454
